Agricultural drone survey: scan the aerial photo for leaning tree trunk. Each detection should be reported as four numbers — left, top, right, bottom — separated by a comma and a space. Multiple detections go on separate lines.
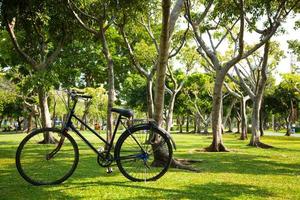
205, 71, 228, 152
38, 88, 56, 143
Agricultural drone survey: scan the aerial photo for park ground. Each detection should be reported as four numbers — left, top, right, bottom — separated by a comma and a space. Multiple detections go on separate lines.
1, 131, 300, 200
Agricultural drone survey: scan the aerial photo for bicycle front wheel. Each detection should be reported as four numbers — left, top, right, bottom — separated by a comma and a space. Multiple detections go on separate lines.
16, 128, 79, 185
115, 124, 173, 181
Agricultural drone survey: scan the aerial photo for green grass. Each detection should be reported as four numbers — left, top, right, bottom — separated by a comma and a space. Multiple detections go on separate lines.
1, 132, 300, 200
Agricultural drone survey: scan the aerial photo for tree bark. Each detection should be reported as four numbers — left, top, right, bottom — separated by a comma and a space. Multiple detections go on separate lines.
223, 98, 237, 131
147, 79, 154, 119
179, 116, 183, 133
99, 25, 115, 144
206, 70, 228, 151
38, 88, 55, 143
153, 0, 171, 126
249, 97, 262, 146
186, 114, 190, 133
259, 108, 265, 136
240, 96, 249, 140
80, 101, 92, 130
236, 116, 241, 133
166, 91, 177, 132
248, 42, 272, 148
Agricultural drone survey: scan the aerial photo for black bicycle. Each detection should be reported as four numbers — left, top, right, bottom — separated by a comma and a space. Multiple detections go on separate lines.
16, 91, 175, 185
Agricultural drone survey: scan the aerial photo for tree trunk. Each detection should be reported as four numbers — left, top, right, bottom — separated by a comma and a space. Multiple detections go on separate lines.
260, 108, 264, 136
0, 116, 2, 128
227, 117, 233, 132
166, 92, 177, 132
179, 116, 183, 133
206, 71, 228, 152
80, 101, 92, 130
27, 112, 33, 133
236, 117, 241, 133
223, 98, 237, 131
285, 117, 291, 136
17, 117, 22, 131
38, 88, 56, 143
240, 96, 249, 140
153, 3, 170, 126
248, 42, 272, 148
99, 25, 115, 144
248, 85, 271, 148
52, 95, 57, 128
193, 114, 197, 133
196, 114, 201, 133
186, 114, 189, 133
147, 79, 154, 119
249, 98, 261, 146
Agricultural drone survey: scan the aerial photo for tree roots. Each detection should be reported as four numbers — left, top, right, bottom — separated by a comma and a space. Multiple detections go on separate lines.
248, 141, 273, 149
204, 143, 230, 152
169, 158, 202, 172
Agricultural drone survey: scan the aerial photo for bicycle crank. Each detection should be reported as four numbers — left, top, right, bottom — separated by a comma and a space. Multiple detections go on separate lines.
97, 151, 114, 167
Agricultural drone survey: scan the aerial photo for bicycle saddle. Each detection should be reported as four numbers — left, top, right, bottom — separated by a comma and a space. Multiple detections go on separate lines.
111, 108, 133, 118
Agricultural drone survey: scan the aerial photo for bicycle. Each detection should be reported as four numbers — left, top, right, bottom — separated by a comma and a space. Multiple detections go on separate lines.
16, 91, 175, 185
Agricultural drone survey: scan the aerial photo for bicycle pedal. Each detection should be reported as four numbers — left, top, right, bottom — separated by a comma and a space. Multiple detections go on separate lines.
106, 167, 113, 174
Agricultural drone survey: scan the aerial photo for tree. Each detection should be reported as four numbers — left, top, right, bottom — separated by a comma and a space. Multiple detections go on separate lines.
1, 0, 73, 142
119, 73, 148, 112
233, 42, 283, 147
67, 0, 144, 143
185, 0, 298, 151
154, 0, 185, 126
118, 0, 188, 120
275, 74, 300, 135
224, 80, 250, 139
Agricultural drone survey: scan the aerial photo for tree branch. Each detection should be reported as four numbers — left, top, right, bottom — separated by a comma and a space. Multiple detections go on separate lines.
235, 66, 255, 99
169, 0, 185, 37
67, 0, 99, 35
68, 0, 101, 22
139, 15, 159, 53
223, 0, 244, 72
5, 17, 37, 68
169, 24, 189, 58
119, 26, 149, 77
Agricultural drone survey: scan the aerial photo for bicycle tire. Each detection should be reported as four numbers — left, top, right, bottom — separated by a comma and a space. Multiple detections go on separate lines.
115, 124, 172, 181
16, 128, 79, 185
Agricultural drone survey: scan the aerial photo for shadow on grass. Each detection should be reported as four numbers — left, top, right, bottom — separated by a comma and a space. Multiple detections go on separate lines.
63, 180, 274, 200
177, 152, 300, 176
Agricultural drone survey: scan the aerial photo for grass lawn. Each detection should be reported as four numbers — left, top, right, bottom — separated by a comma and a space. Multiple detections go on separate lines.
1, 131, 300, 200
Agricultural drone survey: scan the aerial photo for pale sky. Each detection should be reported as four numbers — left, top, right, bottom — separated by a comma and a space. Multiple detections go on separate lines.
274, 14, 300, 73
273, 14, 300, 82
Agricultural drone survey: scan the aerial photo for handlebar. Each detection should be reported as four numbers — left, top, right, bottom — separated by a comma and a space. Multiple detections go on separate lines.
68, 90, 93, 100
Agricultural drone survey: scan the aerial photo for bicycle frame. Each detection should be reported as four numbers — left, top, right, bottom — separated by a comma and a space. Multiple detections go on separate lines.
63, 97, 123, 160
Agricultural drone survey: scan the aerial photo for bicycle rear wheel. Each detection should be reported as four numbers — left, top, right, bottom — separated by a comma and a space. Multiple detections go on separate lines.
16, 128, 79, 185
115, 124, 172, 181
